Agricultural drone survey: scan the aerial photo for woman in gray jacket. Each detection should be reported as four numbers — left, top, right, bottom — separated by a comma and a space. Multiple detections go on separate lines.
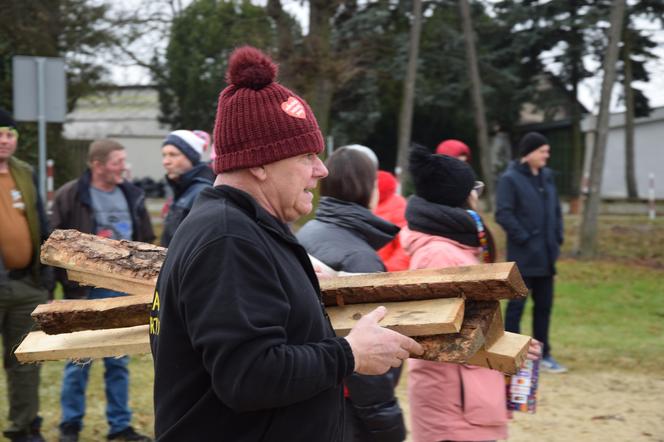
297, 147, 405, 442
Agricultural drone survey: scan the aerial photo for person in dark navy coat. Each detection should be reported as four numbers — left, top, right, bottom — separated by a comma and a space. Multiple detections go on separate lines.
495, 132, 567, 373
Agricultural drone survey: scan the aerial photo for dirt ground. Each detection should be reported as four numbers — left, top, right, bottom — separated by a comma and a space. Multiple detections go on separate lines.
397, 367, 664, 442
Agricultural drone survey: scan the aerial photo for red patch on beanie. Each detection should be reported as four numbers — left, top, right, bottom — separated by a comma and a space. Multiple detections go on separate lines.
213, 46, 324, 173
377, 170, 397, 204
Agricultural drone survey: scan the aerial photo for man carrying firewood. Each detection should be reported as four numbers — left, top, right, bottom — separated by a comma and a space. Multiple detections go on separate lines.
149, 46, 423, 442
50, 139, 154, 442
0, 108, 50, 442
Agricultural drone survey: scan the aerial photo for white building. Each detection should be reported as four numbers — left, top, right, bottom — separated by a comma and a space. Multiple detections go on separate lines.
581, 106, 664, 199
64, 86, 211, 181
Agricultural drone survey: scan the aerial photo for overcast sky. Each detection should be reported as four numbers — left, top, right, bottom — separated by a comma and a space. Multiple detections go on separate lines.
109, 0, 664, 114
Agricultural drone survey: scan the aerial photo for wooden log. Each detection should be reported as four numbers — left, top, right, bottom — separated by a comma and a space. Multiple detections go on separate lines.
412, 301, 498, 363
40, 229, 164, 295
465, 332, 531, 375
15, 325, 150, 363
32, 294, 153, 335
328, 298, 465, 337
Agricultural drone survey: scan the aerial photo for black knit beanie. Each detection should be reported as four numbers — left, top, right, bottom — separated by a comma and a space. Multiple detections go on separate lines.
518, 132, 549, 157
0, 108, 16, 128
409, 143, 476, 207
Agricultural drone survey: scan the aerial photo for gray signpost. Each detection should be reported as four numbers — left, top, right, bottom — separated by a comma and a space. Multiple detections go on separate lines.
12, 56, 67, 202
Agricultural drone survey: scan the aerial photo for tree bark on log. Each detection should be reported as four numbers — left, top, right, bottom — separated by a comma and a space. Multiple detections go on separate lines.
412, 301, 498, 363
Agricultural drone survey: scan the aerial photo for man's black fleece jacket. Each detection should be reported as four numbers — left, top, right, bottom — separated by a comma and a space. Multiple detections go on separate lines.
150, 185, 355, 441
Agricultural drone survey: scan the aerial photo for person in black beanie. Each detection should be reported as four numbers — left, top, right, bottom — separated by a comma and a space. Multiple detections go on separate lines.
495, 131, 566, 373
402, 144, 542, 442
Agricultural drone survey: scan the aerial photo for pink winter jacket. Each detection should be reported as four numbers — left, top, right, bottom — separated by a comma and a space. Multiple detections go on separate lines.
401, 227, 508, 442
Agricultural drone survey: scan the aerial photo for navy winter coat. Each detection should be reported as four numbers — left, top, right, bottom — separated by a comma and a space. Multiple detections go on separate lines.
161, 163, 214, 246
495, 161, 563, 277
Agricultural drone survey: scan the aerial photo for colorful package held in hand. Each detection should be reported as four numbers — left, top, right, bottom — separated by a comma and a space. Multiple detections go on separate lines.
506, 358, 539, 413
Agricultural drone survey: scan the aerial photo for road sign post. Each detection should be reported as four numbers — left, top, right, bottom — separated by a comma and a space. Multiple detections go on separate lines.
12, 56, 66, 203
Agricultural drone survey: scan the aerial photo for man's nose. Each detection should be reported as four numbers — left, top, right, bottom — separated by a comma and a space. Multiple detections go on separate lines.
315, 157, 328, 178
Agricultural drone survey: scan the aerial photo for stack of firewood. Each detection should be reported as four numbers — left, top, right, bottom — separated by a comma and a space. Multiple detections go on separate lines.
16, 230, 531, 374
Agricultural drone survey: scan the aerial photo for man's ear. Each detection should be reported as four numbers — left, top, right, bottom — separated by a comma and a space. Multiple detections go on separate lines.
248, 165, 267, 181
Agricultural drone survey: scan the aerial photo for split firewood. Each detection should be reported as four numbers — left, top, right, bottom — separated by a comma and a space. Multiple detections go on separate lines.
34, 230, 527, 335
19, 230, 533, 373
412, 301, 498, 364
31, 295, 152, 335
41, 229, 164, 297
16, 302, 528, 374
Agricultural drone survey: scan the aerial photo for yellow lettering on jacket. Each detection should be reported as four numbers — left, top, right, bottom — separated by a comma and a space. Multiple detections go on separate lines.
152, 291, 160, 311
149, 316, 160, 335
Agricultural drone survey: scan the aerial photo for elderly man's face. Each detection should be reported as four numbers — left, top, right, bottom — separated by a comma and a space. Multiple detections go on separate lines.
262, 152, 328, 223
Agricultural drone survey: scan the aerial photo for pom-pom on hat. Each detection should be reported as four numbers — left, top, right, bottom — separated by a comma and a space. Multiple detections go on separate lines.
213, 46, 324, 172
0, 108, 16, 129
163, 130, 208, 165
377, 170, 397, 204
409, 144, 476, 207
518, 131, 549, 157
436, 139, 471, 162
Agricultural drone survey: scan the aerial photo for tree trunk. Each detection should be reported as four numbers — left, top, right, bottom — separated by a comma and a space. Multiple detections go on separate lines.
396, 0, 423, 191
303, 0, 336, 136
459, 0, 494, 210
266, 0, 297, 87
568, 0, 584, 201
578, 0, 626, 259
623, 25, 638, 199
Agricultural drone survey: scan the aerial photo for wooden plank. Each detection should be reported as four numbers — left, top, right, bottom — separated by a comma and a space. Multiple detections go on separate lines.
466, 331, 531, 375
328, 298, 464, 337
32, 294, 153, 335
67, 270, 155, 298
15, 326, 150, 363
320, 262, 528, 306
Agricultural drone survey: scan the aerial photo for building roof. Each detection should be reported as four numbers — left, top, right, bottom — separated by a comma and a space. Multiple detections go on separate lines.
581, 106, 664, 132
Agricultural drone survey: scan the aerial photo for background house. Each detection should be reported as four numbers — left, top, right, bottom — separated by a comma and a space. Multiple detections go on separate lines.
581, 106, 664, 200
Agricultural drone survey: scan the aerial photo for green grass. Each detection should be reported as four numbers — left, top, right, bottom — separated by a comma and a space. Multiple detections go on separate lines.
1, 213, 663, 439
508, 260, 664, 373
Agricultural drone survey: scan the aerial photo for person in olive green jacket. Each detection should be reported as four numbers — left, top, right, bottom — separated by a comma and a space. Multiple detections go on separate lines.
0, 108, 50, 442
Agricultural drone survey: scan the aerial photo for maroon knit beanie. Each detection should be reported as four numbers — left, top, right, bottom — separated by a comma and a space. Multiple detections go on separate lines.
213, 46, 324, 173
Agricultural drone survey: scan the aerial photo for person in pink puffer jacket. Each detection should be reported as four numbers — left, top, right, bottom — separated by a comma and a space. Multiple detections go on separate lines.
403, 144, 506, 442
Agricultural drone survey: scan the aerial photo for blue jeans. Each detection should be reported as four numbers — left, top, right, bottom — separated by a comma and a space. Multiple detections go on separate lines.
59, 289, 132, 434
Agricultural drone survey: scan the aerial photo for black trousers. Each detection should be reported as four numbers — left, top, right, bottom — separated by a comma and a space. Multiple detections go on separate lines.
504, 275, 554, 358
